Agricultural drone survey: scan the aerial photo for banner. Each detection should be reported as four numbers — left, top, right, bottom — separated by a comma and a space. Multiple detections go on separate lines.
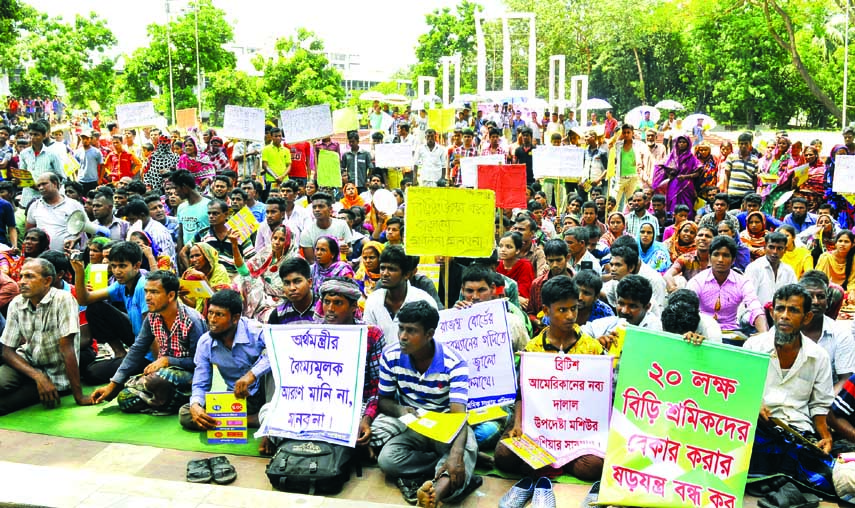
427, 108, 456, 133
435, 300, 516, 410
478, 164, 527, 209
280, 104, 333, 143
520, 353, 612, 467
374, 143, 414, 168
404, 187, 494, 257
532, 146, 585, 179
221, 105, 265, 142
332, 108, 360, 133
316, 149, 342, 188
176, 108, 198, 130
599, 326, 768, 508
257, 324, 367, 447
116, 101, 160, 129
459, 154, 504, 188
834, 154, 855, 194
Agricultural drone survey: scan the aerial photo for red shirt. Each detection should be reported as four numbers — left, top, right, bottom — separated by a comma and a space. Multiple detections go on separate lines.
287, 141, 311, 179
104, 150, 140, 182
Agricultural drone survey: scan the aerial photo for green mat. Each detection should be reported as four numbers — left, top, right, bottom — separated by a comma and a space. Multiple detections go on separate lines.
475, 464, 592, 485
0, 390, 261, 456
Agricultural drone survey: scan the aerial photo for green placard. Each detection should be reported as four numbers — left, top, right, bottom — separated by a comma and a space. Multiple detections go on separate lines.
599, 326, 769, 508
316, 149, 342, 188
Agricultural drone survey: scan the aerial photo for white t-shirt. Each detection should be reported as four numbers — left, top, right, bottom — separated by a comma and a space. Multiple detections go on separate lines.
364, 283, 438, 341
299, 217, 353, 249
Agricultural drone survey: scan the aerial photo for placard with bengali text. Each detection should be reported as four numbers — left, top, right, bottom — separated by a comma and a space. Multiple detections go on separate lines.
221, 105, 265, 142
404, 187, 494, 257
280, 104, 334, 143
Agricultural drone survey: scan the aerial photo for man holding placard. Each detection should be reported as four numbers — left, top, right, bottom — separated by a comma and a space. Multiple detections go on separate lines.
19, 122, 63, 208
261, 128, 291, 189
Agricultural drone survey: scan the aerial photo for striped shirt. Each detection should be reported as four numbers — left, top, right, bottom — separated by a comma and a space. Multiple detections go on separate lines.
193, 226, 255, 274
18, 146, 64, 207
378, 341, 468, 412
725, 155, 759, 200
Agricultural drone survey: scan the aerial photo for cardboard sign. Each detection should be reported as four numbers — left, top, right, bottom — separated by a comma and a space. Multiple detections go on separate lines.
226, 206, 259, 243
599, 327, 768, 508
280, 104, 333, 143
88, 264, 109, 292
520, 353, 613, 466
180, 279, 214, 299
10, 168, 33, 187
116, 101, 160, 129
436, 300, 517, 410
459, 154, 504, 188
834, 155, 855, 194
404, 187, 494, 257
374, 143, 414, 168
316, 149, 342, 188
427, 108, 456, 133
176, 108, 198, 130
206, 392, 248, 444
332, 108, 360, 133
257, 324, 367, 447
501, 434, 557, 470
400, 410, 467, 444
221, 105, 265, 142
532, 146, 585, 179
478, 164, 527, 208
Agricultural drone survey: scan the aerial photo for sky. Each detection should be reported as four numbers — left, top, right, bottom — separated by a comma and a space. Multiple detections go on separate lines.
34, 0, 505, 76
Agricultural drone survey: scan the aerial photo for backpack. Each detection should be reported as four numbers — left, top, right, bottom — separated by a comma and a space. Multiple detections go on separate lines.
265, 440, 359, 495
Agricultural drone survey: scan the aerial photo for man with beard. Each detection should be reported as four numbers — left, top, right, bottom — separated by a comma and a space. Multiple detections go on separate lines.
180, 289, 269, 431
208, 175, 232, 202
743, 284, 842, 498
360, 173, 385, 205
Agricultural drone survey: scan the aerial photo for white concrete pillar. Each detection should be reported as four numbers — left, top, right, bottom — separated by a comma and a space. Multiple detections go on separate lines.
417, 76, 436, 99
502, 18, 511, 94
475, 15, 486, 96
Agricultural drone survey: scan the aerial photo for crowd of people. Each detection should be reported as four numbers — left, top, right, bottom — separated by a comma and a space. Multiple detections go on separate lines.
3, 100, 855, 507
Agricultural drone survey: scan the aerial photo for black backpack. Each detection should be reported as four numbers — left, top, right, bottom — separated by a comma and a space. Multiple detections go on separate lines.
265, 440, 359, 495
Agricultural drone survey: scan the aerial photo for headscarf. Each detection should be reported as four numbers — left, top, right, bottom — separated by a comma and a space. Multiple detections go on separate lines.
310, 236, 355, 296
340, 183, 365, 209
144, 135, 179, 192
319, 277, 363, 303
183, 242, 232, 313
668, 220, 698, 261
694, 142, 718, 188
176, 136, 215, 186
354, 241, 385, 295
601, 211, 627, 247
662, 135, 700, 174
638, 222, 670, 273
739, 211, 767, 260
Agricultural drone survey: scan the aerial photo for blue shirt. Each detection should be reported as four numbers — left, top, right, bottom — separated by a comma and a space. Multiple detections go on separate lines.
737, 211, 782, 231
249, 201, 266, 224
378, 341, 468, 412
108, 273, 147, 335
190, 317, 270, 407
783, 212, 818, 235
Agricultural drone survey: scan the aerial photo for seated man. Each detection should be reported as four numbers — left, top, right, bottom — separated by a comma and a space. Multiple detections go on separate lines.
686, 235, 768, 334
664, 225, 714, 292
180, 290, 269, 431
89, 270, 207, 414
494, 276, 604, 481
602, 240, 666, 315
527, 239, 574, 323
798, 275, 855, 386
744, 284, 843, 498
574, 269, 614, 326
0, 259, 88, 414
268, 258, 316, 325
456, 264, 528, 352
377, 301, 480, 507
584, 275, 662, 345
744, 231, 796, 309
662, 289, 722, 343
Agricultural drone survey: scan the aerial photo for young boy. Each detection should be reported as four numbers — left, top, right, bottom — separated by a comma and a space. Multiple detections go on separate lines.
494, 275, 604, 481
377, 301, 480, 507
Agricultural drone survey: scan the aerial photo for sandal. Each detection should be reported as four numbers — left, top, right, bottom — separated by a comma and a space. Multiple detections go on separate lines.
208, 455, 237, 485
758, 482, 820, 508
186, 458, 212, 483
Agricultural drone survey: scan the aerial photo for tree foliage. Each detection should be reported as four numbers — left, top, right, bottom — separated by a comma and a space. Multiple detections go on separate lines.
204, 69, 266, 126
413, 1, 481, 96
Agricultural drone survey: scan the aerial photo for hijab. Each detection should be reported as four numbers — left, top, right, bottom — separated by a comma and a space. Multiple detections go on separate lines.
668, 220, 698, 261
340, 183, 365, 209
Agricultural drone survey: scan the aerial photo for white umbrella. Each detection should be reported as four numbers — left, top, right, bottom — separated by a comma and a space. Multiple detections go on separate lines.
654, 99, 685, 111
684, 113, 717, 130
359, 91, 385, 102
625, 106, 661, 127
457, 93, 491, 103
579, 98, 612, 110
383, 93, 410, 105
420, 94, 442, 104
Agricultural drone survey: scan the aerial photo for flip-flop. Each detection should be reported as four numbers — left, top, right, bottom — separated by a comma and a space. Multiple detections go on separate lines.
186, 458, 212, 483
758, 482, 820, 508
208, 456, 237, 485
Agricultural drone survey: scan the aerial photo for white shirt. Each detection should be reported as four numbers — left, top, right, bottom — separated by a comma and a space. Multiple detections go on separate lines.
414, 143, 447, 184
772, 316, 855, 380
364, 283, 438, 342
582, 313, 662, 339
603, 263, 666, 316
26, 196, 85, 251
744, 256, 797, 306
744, 331, 833, 433
571, 250, 602, 275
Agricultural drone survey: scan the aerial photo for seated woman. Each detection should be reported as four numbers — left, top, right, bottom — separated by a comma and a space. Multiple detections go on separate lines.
800, 213, 839, 265
739, 211, 768, 262
601, 211, 627, 247
339, 182, 365, 210
496, 231, 534, 309
778, 224, 814, 279
128, 231, 172, 272
638, 222, 671, 274
310, 236, 354, 297
667, 220, 697, 262
234, 225, 299, 322
177, 135, 215, 190
179, 242, 233, 313
662, 204, 691, 241
354, 241, 384, 297
816, 231, 855, 294
0, 228, 50, 281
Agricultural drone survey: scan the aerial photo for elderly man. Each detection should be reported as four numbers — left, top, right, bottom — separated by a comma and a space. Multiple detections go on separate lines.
0, 258, 88, 414
25, 173, 86, 251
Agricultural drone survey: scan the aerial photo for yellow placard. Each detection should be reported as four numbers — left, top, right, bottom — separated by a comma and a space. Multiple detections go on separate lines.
467, 405, 508, 426
420, 263, 440, 291
88, 264, 109, 292
226, 206, 259, 243
404, 187, 494, 257
206, 392, 248, 444
332, 107, 360, 133
500, 434, 557, 470
10, 168, 33, 187
427, 108, 455, 134
401, 411, 467, 444
180, 279, 214, 299
316, 149, 342, 188
177, 108, 198, 130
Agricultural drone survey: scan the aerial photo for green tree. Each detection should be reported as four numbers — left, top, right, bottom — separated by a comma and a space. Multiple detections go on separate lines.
253, 28, 344, 113
204, 69, 267, 126
119, 0, 236, 114
412, 1, 481, 96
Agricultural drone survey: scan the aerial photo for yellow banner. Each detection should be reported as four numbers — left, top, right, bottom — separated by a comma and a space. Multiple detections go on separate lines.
226, 206, 259, 243
404, 187, 494, 257
427, 108, 456, 133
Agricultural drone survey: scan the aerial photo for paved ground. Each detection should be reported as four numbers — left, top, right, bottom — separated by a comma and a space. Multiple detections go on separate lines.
0, 429, 848, 507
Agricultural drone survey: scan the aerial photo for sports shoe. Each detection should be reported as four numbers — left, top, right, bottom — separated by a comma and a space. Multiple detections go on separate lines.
499, 477, 535, 508
531, 476, 557, 508
581, 481, 600, 507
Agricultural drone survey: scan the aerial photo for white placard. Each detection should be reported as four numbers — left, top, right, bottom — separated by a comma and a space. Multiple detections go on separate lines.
374, 143, 414, 168
115, 101, 160, 129
532, 146, 585, 179
257, 324, 367, 447
221, 105, 265, 142
460, 154, 504, 188
520, 353, 613, 467
834, 154, 855, 194
279, 104, 333, 143
435, 300, 517, 410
